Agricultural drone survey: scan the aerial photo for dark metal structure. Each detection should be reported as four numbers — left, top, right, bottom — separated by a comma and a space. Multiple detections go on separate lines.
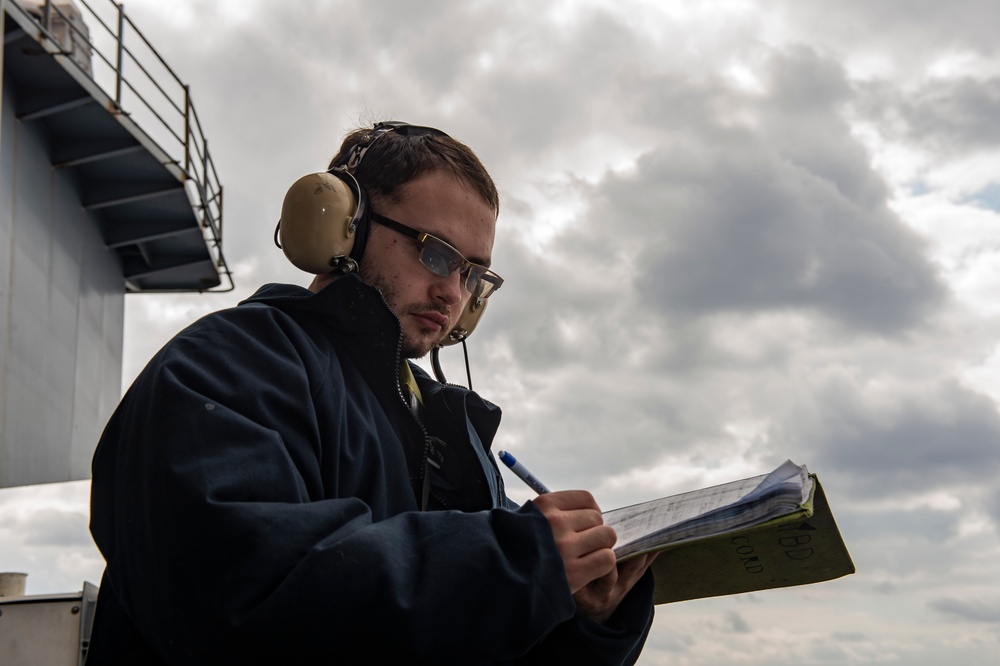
3, 0, 231, 291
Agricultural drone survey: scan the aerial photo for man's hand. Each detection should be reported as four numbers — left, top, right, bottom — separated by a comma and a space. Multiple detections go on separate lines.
532, 491, 657, 623
572, 551, 657, 623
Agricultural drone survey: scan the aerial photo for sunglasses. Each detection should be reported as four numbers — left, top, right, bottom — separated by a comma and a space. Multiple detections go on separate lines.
370, 212, 503, 299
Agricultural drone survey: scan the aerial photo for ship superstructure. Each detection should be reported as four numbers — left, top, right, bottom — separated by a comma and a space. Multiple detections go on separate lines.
1, 1, 230, 661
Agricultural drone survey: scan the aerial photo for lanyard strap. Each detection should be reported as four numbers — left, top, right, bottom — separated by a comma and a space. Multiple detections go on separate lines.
400, 362, 435, 509
400, 361, 424, 422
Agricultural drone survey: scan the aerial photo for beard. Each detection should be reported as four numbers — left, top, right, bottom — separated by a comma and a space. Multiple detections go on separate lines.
359, 263, 448, 359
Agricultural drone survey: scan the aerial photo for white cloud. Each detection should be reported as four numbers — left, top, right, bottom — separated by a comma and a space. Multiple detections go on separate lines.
0, 481, 104, 595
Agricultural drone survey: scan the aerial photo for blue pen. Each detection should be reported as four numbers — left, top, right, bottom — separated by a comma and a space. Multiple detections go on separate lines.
498, 450, 551, 494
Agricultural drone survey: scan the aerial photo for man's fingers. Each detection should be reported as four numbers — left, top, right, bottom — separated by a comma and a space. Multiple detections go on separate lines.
564, 545, 617, 593
544, 507, 605, 535
586, 564, 619, 595
573, 552, 658, 623
615, 552, 657, 589
532, 490, 601, 513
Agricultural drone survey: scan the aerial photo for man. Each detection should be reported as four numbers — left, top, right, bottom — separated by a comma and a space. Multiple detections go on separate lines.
88, 122, 656, 664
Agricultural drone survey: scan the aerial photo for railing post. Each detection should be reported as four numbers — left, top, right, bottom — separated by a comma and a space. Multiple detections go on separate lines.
217, 185, 224, 244
184, 85, 191, 173
201, 139, 209, 223
115, 2, 125, 106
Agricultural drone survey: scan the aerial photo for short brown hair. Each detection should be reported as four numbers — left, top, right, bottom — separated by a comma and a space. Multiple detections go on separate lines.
328, 124, 500, 216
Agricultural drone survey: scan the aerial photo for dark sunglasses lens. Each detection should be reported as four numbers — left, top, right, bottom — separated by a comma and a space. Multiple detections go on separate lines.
478, 274, 500, 298
466, 267, 501, 299
464, 270, 482, 297
419, 240, 463, 277
416, 235, 502, 298
419, 248, 449, 277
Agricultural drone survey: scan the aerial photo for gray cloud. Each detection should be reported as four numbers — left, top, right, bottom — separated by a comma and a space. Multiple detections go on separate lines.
593, 49, 945, 335
839, 507, 962, 545
929, 597, 1000, 623
834, 511, 968, 585
791, 378, 1000, 497
775, 0, 1000, 59
859, 76, 1000, 156
619, 146, 942, 332
17, 508, 95, 548
989, 487, 1000, 529
723, 610, 752, 633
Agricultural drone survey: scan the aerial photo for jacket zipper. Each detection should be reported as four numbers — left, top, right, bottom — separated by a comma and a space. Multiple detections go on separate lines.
380, 296, 438, 511
378, 292, 500, 511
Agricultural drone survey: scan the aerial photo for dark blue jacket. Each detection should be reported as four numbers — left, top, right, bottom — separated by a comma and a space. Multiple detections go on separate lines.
88, 276, 654, 664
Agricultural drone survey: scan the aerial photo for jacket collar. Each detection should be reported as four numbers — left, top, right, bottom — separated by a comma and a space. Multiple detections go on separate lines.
241, 274, 400, 337
241, 276, 506, 509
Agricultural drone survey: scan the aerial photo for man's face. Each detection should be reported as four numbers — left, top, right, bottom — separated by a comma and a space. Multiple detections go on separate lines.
359, 170, 497, 358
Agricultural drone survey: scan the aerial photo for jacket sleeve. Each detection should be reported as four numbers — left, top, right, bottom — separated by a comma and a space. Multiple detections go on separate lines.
90, 306, 652, 665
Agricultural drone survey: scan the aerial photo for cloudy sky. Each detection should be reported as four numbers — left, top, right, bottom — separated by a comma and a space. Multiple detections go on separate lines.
3, 0, 1000, 663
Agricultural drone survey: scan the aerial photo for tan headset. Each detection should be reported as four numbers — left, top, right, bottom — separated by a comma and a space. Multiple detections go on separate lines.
275, 122, 490, 346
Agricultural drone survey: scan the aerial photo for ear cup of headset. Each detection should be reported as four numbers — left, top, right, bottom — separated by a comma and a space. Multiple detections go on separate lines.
278, 171, 367, 274
441, 298, 488, 347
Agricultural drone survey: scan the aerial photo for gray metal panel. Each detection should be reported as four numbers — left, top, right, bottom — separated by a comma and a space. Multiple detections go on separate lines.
0, 598, 82, 665
3, 76, 65, 483
70, 226, 122, 474
0, 581, 98, 666
0, 77, 122, 487
0, 77, 13, 480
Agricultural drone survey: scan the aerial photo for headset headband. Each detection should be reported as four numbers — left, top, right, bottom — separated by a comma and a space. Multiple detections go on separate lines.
335, 122, 452, 174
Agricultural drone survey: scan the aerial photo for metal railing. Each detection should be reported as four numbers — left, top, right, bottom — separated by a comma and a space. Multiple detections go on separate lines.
11, 0, 233, 291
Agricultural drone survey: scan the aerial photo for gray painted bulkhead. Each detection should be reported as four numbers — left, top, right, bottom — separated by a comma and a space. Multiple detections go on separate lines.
1, 0, 230, 488
1, 74, 123, 487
